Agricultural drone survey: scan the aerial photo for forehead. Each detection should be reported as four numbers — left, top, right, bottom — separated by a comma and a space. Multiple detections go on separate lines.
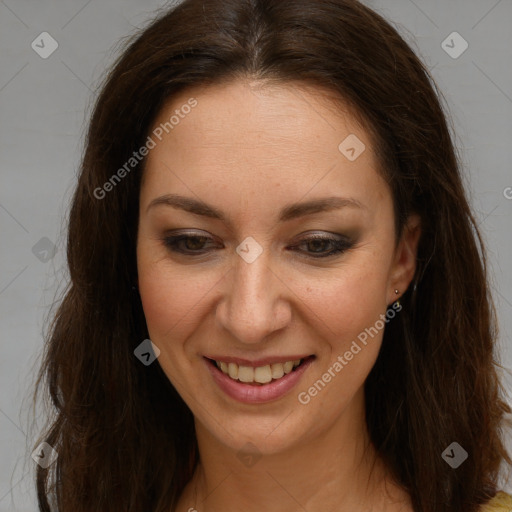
141, 79, 388, 213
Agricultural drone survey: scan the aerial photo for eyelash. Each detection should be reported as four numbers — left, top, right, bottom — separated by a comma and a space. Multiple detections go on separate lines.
162, 233, 354, 259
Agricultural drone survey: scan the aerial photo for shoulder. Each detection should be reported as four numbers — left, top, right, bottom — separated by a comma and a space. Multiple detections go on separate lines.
479, 491, 512, 512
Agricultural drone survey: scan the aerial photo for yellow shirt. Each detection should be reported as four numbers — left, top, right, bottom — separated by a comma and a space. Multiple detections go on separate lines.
480, 491, 512, 511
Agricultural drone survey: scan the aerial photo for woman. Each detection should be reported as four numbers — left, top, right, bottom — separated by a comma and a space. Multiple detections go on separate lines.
33, 0, 512, 511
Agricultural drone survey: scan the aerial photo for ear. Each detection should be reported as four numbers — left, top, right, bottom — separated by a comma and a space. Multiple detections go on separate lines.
387, 214, 421, 305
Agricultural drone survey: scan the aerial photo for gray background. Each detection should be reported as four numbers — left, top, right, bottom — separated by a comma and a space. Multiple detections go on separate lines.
1, 0, 511, 509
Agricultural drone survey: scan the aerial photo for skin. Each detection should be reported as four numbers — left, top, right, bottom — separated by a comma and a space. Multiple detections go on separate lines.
136, 79, 421, 512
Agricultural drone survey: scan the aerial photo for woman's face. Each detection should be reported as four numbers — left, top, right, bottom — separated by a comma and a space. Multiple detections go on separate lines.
136, 79, 419, 455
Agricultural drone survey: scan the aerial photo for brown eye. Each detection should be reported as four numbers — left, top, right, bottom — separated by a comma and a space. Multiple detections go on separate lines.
163, 234, 215, 255
291, 235, 354, 258
162, 232, 354, 259
183, 236, 208, 250
306, 238, 331, 253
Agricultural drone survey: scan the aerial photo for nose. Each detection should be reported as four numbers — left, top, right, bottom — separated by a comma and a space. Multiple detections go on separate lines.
215, 251, 292, 345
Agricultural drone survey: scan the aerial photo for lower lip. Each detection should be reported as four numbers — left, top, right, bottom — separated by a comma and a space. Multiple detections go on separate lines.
205, 357, 314, 404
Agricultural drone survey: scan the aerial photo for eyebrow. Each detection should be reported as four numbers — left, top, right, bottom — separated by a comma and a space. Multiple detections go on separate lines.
146, 193, 365, 222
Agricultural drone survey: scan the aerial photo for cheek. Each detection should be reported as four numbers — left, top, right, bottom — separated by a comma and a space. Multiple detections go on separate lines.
136, 246, 218, 341
138, 268, 216, 340
136, 255, 223, 389
291, 263, 390, 344
294, 270, 390, 413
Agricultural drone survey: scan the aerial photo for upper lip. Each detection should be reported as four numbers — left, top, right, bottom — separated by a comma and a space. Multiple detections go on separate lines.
205, 355, 313, 367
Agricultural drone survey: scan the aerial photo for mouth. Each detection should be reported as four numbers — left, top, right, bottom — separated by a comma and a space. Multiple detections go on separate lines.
204, 355, 315, 404
207, 357, 307, 385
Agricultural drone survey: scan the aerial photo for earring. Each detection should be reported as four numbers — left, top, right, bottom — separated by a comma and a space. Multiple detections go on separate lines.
394, 289, 400, 308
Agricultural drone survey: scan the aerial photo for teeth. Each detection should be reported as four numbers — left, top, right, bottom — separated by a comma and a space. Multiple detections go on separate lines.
271, 363, 284, 380
254, 365, 272, 384
228, 362, 238, 379
238, 366, 254, 383
214, 358, 303, 384
283, 361, 294, 374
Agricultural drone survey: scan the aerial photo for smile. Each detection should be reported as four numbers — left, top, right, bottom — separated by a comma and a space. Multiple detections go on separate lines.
214, 358, 302, 384
204, 356, 315, 404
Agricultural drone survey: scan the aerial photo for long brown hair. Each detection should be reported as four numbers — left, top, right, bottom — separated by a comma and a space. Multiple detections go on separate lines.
33, 1, 511, 510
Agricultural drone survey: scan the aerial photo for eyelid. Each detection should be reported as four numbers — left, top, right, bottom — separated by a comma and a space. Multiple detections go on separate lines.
288, 233, 355, 258
161, 230, 355, 258
161, 231, 221, 255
